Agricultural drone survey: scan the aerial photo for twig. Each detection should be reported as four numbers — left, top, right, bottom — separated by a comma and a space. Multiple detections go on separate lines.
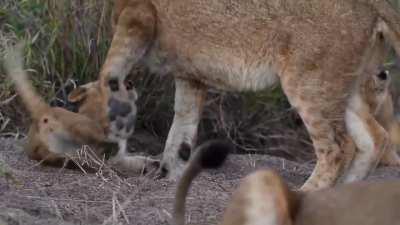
0, 94, 17, 106
101, 187, 142, 225
21, 195, 110, 204
114, 193, 130, 224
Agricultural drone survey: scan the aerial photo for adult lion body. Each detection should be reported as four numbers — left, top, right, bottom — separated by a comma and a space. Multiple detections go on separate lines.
84, 0, 400, 190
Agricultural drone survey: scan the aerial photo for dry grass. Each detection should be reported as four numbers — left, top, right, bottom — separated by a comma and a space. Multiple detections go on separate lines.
0, 0, 113, 133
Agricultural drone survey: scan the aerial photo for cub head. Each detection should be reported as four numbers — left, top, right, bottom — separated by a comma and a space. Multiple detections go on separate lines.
372, 69, 390, 93
362, 69, 391, 113
68, 81, 108, 129
25, 123, 79, 168
68, 79, 138, 142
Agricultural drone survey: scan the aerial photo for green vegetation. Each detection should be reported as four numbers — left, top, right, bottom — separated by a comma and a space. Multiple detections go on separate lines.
0, 0, 112, 101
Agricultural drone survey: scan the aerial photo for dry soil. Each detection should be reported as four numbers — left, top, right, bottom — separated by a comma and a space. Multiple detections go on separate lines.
1, 138, 400, 225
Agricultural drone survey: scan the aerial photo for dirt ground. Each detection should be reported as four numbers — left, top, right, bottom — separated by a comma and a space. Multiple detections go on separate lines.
1, 138, 400, 225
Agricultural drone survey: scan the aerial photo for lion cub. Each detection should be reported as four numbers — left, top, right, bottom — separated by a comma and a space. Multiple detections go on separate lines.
365, 70, 400, 166
345, 69, 400, 182
174, 140, 400, 225
3, 46, 158, 174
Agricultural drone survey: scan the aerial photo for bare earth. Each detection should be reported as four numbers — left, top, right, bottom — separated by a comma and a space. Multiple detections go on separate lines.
1, 138, 400, 225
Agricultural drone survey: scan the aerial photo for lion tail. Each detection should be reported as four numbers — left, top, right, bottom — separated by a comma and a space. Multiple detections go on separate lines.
173, 140, 232, 225
3, 44, 49, 120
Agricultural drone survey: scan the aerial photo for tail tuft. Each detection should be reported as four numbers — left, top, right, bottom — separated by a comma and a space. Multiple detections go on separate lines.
173, 140, 233, 225
197, 140, 232, 169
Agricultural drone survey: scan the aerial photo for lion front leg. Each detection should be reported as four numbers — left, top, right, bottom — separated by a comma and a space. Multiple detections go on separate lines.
160, 78, 207, 180
99, 2, 156, 142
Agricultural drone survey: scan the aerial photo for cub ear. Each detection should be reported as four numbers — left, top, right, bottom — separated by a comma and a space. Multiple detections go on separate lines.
68, 81, 98, 103
68, 87, 88, 103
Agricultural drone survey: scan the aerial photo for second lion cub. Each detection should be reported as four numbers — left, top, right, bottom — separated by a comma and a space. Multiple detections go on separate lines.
345, 68, 400, 181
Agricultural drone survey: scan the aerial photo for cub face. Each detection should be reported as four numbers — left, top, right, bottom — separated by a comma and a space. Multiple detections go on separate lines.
68, 81, 109, 132
68, 79, 138, 143
361, 69, 391, 114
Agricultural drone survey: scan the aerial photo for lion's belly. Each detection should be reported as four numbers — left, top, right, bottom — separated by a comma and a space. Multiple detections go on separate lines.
149, 41, 281, 92
179, 56, 280, 92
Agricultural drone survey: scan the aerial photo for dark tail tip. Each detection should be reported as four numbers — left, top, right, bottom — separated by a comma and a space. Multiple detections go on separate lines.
197, 140, 233, 169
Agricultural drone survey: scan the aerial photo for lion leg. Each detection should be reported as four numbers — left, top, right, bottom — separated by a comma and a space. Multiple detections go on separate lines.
159, 78, 207, 180
99, 2, 156, 141
300, 120, 352, 191
280, 72, 354, 191
97, 3, 157, 173
343, 108, 390, 182
101, 2, 156, 85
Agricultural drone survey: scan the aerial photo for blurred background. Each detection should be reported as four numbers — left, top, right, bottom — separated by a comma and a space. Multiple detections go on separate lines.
1, 0, 400, 163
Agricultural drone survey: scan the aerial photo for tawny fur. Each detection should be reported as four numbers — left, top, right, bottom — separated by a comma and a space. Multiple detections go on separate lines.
362, 70, 400, 167
224, 170, 400, 225
346, 70, 400, 170
174, 141, 400, 225
3, 46, 158, 174
75, 0, 400, 190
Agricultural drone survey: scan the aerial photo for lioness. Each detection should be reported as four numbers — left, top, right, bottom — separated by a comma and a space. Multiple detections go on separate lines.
75, 0, 400, 190
3, 46, 159, 175
174, 140, 400, 225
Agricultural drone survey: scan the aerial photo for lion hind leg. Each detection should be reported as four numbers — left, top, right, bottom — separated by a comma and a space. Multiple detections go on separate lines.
280, 74, 353, 191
